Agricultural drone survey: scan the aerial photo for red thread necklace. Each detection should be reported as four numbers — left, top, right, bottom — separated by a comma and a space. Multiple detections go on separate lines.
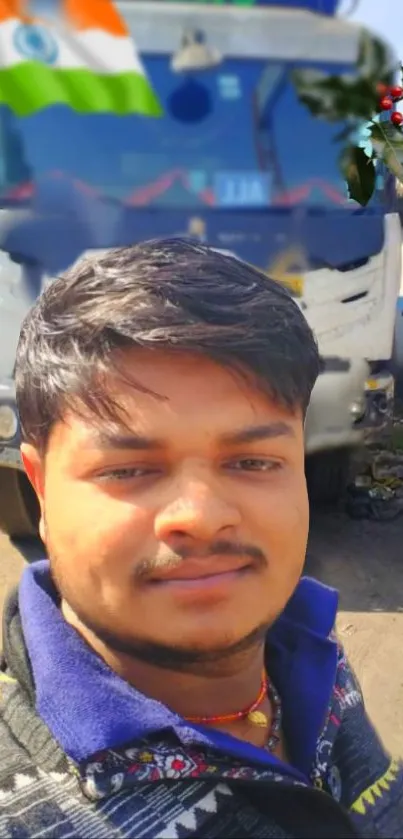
185, 669, 270, 727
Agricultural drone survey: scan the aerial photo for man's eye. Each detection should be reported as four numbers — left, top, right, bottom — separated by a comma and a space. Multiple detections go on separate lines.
98, 467, 159, 481
224, 458, 283, 472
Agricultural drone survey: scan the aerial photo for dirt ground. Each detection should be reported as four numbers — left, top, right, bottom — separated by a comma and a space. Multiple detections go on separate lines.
0, 507, 402, 756
307, 506, 403, 756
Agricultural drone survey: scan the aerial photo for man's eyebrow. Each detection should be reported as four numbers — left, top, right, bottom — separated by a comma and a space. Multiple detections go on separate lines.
91, 429, 163, 450
89, 422, 294, 450
220, 422, 295, 445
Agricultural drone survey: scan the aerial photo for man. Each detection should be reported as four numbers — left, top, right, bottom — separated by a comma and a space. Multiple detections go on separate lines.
0, 238, 401, 838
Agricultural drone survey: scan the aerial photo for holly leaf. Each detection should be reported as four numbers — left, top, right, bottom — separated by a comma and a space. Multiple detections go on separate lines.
292, 69, 336, 118
369, 121, 403, 181
291, 29, 400, 195
340, 145, 376, 206
292, 70, 377, 123
292, 31, 394, 125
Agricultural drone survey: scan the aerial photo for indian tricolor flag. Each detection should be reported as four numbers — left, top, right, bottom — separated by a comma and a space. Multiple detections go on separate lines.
0, 0, 162, 117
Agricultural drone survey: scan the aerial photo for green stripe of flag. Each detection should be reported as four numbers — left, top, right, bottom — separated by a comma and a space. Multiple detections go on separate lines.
0, 61, 163, 117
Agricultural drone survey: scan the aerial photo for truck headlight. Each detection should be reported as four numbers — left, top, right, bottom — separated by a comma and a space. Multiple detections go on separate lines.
350, 397, 366, 422
0, 405, 18, 441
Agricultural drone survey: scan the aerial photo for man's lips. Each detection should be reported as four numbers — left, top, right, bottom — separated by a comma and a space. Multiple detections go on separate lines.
148, 558, 253, 585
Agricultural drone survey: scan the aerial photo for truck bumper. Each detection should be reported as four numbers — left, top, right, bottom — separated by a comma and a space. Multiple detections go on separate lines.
360, 371, 395, 444
305, 359, 395, 456
305, 357, 369, 455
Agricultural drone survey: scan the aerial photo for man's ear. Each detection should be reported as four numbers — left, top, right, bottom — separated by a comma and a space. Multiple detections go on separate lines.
21, 443, 46, 542
21, 443, 44, 500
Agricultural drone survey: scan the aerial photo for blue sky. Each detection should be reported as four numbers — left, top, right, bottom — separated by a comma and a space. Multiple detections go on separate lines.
344, 0, 403, 65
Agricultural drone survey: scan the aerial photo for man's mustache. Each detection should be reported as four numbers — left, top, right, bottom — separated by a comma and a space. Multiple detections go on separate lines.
134, 540, 267, 581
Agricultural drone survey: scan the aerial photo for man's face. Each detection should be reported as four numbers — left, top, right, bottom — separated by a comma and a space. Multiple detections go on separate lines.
23, 350, 309, 661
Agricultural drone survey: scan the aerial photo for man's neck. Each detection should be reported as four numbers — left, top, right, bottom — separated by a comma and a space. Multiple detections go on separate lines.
113, 644, 285, 751
62, 600, 270, 745
100, 637, 272, 749
110, 644, 266, 718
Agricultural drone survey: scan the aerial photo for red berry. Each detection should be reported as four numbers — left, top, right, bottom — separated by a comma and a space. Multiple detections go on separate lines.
390, 85, 403, 100
379, 96, 393, 110
377, 82, 389, 96
392, 111, 403, 126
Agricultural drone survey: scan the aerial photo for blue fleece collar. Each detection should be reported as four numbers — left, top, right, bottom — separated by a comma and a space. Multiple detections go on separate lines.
19, 560, 338, 775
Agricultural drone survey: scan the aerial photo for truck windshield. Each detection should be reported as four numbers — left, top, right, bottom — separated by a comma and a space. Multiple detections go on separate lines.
0, 56, 380, 211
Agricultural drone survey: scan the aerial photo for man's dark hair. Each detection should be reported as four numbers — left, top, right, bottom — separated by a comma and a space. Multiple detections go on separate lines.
15, 237, 320, 451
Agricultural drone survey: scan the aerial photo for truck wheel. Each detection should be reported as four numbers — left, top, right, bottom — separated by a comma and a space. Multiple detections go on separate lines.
306, 449, 353, 505
0, 467, 39, 538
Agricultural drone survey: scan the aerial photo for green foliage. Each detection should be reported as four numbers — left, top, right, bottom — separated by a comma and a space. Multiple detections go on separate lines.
339, 145, 375, 206
370, 120, 403, 181
292, 32, 398, 205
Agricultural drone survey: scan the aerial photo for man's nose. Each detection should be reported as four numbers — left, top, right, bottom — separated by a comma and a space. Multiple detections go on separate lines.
154, 473, 241, 543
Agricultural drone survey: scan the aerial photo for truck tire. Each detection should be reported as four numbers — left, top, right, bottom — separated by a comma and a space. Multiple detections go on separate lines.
306, 449, 352, 505
0, 467, 39, 538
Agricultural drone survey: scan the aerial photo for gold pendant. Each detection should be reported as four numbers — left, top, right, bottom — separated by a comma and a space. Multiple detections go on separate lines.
247, 710, 268, 727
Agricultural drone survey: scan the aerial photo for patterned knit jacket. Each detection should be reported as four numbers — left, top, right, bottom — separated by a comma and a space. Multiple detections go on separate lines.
0, 569, 402, 838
